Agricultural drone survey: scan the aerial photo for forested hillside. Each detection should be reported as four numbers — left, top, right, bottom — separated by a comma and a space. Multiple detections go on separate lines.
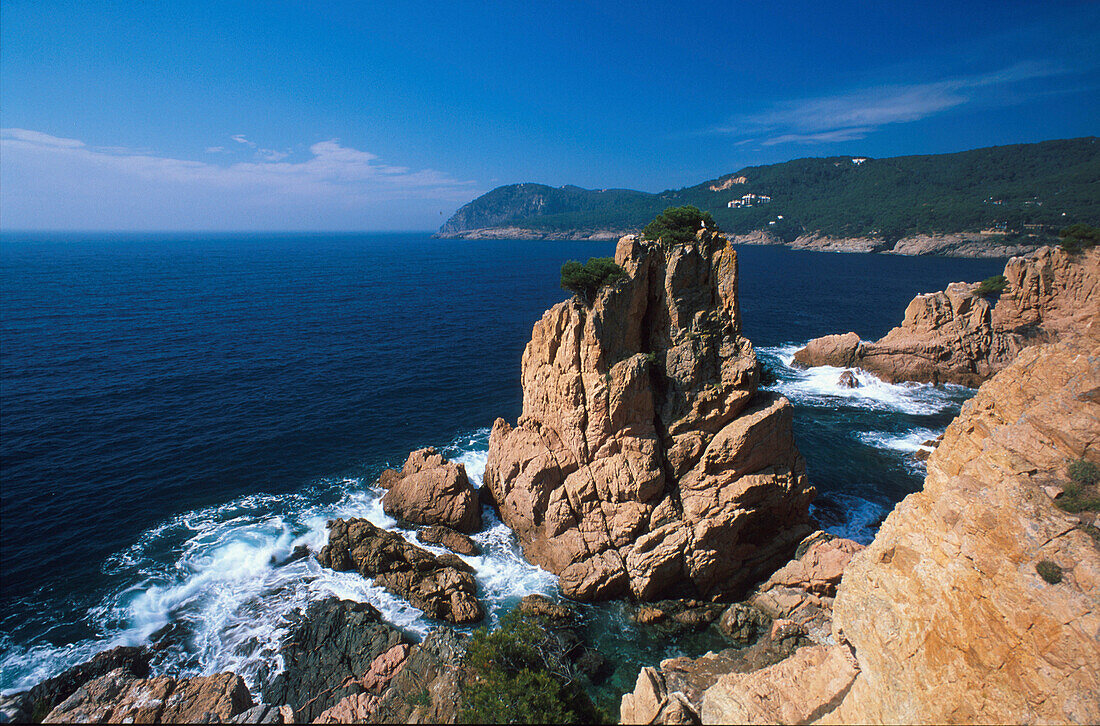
440, 137, 1099, 242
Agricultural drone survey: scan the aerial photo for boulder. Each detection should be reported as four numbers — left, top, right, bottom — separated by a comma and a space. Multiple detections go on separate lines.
371, 628, 469, 724
746, 531, 864, 643
791, 332, 861, 369
18, 645, 152, 721
43, 670, 253, 724
484, 231, 814, 602
700, 643, 859, 725
317, 518, 483, 623
619, 618, 809, 723
262, 599, 409, 722
417, 525, 481, 556
837, 370, 859, 388
381, 448, 481, 534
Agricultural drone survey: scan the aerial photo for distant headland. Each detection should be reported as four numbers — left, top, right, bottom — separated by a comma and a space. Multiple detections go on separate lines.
436, 137, 1100, 258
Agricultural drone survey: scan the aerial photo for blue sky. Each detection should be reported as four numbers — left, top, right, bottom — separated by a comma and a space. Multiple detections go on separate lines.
2, 1, 1098, 231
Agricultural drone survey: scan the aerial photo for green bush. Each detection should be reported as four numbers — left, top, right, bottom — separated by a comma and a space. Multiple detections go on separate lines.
642, 205, 717, 245
560, 257, 625, 306
975, 274, 1007, 296
1068, 458, 1100, 486
1036, 560, 1063, 584
1058, 223, 1100, 254
459, 608, 606, 724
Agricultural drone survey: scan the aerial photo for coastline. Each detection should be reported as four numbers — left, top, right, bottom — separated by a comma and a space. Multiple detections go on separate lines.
435, 227, 1043, 258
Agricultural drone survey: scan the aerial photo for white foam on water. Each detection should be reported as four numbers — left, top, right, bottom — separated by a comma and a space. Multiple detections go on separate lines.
858, 428, 940, 454
811, 493, 893, 545
759, 343, 970, 416
0, 427, 557, 696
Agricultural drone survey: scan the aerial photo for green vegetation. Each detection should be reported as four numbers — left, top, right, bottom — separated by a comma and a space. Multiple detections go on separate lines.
1069, 458, 1100, 486
441, 137, 1100, 241
560, 257, 625, 306
1057, 459, 1100, 514
1058, 223, 1100, 254
642, 205, 717, 244
459, 608, 606, 725
1036, 560, 1064, 584
975, 274, 1008, 296
407, 688, 431, 709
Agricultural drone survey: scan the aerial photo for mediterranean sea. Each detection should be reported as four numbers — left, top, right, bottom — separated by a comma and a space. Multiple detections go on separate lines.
0, 232, 1005, 699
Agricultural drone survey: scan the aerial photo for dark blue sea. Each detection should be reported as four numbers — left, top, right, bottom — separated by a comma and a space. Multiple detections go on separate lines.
0, 232, 1004, 698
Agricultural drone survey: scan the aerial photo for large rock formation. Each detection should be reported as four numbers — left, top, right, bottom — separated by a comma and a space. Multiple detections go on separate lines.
317, 519, 483, 623
793, 246, 1100, 386
687, 329, 1100, 724
484, 231, 814, 602
42, 670, 253, 724
262, 599, 409, 722
380, 448, 481, 534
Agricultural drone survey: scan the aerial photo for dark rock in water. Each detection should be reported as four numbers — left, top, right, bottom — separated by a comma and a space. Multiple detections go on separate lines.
371, 628, 469, 724
838, 370, 860, 388
0, 693, 33, 724
43, 670, 253, 723
274, 544, 311, 567
21, 645, 152, 719
516, 593, 578, 625
317, 518, 484, 623
718, 603, 771, 646
913, 448, 932, 462
632, 599, 725, 633
418, 525, 481, 556
477, 482, 498, 514
262, 598, 409, 723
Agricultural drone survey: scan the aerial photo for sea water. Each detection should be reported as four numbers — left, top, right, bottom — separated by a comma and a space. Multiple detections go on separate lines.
0, 232, 1005, 696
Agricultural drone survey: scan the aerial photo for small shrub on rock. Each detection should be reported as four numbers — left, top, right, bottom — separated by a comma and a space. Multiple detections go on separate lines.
1068, 458, 1100, 486
1058, 223, 1100, 254
1036, 560, 1063, 584
459, 608, 606, 724
642, 205, 717, 245
1057, 459, 1100, 514
560, 257, 625, 306
975, 274, 1007, 296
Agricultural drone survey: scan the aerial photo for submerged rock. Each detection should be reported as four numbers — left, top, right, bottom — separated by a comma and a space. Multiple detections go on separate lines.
484, 231, 814, 602
836, 370, 859, 388
380, 448, 481, 534
317, 518, 484, 623
417, 524, 481, 556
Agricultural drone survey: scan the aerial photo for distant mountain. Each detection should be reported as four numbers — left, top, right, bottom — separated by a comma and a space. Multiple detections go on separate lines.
438, 138, 1100, 244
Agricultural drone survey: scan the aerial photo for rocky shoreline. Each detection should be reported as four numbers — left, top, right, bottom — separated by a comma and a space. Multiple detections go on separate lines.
792, 246, 1099, 386
437, 227, 1044, 258
4, 234, 1097, 724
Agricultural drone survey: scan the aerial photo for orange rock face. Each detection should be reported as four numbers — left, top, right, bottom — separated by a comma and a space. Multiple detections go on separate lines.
381, 448, 481, 534
794, 246, 1100, 386
484, 232, 814, 601
695, 331, 1100, 725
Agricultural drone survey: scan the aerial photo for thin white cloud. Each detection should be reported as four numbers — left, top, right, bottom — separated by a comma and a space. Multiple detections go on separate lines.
205, 146, 228, 153
0, 129, 479, 230
230, 134, 255, 147
761, 128, 875, 146
710, 61, 1066, 145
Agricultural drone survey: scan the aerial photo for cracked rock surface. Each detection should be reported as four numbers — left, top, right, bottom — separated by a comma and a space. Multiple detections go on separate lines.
485, 231, 814, 601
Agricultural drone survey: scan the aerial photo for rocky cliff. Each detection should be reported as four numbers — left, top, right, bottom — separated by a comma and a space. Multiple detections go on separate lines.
483, 231, 815, 602
794, 246, 1100, 385
628, 328, 1100, 724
